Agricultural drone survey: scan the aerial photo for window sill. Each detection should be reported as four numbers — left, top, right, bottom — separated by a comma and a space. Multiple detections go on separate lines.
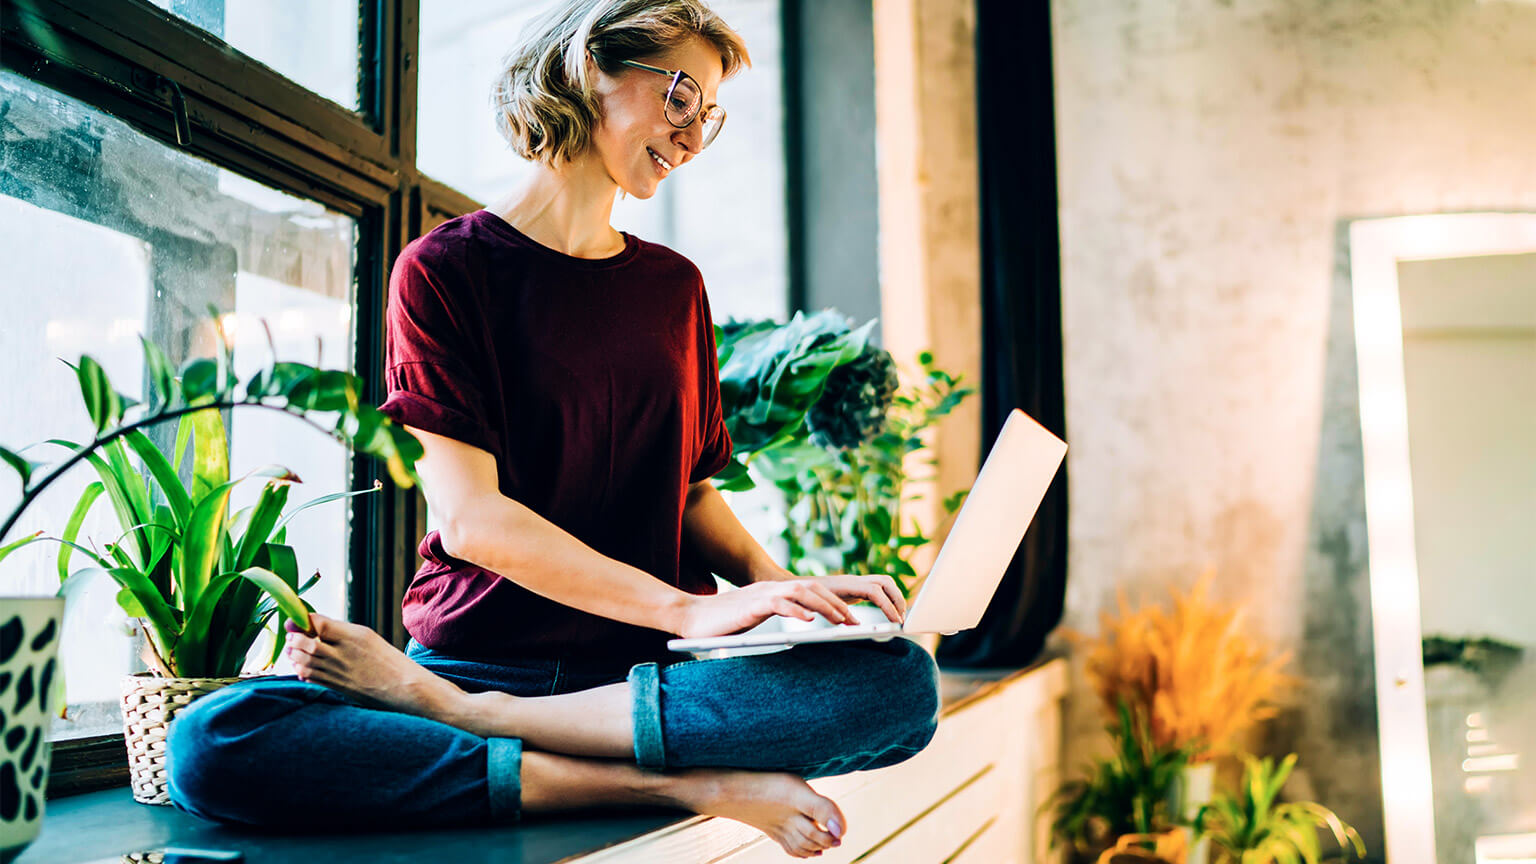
17, 660, 1067, 864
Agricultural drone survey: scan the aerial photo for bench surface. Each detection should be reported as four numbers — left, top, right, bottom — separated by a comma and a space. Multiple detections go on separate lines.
17, 665, 1052, 864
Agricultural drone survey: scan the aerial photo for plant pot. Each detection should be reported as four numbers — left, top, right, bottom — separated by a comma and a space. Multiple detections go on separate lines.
120, 673, 246, 805
1178, 761, 1217, 864
1, 597, 64, 864
1096, 829, 1189, 864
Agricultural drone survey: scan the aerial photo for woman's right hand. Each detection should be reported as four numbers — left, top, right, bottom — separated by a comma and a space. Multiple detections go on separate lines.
674, 579, 859, 639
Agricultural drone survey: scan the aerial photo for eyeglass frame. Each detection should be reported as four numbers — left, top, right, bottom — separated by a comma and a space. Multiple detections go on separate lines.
616, 58, 727, 148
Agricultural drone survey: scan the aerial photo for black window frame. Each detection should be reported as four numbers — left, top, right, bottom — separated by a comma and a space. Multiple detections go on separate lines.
0, 0, 476, 798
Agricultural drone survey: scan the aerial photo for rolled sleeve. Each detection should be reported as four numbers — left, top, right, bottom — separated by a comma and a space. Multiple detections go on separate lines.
689, 289, 734, 484
382, 244, 497, 455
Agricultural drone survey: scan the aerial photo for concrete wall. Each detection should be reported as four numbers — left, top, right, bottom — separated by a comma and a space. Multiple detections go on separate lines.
1050, 0, 1536, 856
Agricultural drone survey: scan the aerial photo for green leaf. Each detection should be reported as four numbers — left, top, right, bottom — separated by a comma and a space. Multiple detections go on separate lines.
286, 369, 352, 412
178, 566, 312, 674
100, 437, 152, 565
139, 334, 177, 410
270, 482, 381, 537
178, 358, 221, 405
0, 530, 44, 568
73, 355, 122, 434
74, 565, 178, 646
234, 480, 293, 571
177, 477, 239, 612
122, 428, 193, 529
0, 445, 43, 488
189, 407, 230, 502
56, 481, 104, 583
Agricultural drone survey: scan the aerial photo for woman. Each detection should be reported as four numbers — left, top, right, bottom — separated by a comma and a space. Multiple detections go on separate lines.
167, 1, 938, 857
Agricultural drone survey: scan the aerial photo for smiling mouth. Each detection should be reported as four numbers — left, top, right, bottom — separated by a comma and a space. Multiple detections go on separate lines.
647, 147, 673, 173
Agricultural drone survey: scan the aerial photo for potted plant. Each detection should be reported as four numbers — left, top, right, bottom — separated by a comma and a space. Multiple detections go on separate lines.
1075, 574, 1295, 863
1194, 754, 1365, 864
1048, 701, 1196, 864
0, 313, 423, 804
713, 311, 975, 600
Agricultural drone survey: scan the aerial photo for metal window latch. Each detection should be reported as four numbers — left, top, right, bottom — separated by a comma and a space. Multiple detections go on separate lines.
158, 75, 192, 147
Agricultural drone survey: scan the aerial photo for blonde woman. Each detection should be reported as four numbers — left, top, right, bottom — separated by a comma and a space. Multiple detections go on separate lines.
166, 1, 938, 856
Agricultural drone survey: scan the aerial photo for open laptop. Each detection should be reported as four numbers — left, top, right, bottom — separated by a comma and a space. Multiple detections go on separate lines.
668, 407, 1067, 659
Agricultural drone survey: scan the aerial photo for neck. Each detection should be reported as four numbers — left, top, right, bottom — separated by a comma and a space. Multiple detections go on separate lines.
488, 156, 625, 258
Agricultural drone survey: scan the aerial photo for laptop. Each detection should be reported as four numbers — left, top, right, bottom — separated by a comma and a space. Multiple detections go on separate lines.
667, 407, 1067, 659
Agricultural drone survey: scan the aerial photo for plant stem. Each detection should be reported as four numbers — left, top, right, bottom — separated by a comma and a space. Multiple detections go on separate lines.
1, 399, 341, 546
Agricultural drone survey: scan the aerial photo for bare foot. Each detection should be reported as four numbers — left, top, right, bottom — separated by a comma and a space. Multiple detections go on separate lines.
660, 769, 846, 858
284, 613, 464, 722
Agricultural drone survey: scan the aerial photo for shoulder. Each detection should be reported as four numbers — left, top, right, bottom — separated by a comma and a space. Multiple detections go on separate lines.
630, 235, 705, 288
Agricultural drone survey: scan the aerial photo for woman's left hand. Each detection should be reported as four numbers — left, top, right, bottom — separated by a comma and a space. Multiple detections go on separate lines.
780, 572, 907, 624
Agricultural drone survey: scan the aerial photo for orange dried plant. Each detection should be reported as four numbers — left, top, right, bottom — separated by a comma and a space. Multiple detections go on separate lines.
1075, 571, 1293, 762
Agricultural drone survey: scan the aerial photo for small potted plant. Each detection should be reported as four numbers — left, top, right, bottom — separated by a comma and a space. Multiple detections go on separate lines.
1194, 754, 1365, 864
0, 312, 422, 804
1048, 702, 1197, 864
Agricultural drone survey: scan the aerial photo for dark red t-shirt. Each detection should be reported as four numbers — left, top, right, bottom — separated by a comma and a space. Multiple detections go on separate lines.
378, 208, 733, 669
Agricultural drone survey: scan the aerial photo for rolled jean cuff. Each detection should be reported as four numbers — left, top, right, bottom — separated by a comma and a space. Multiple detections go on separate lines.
629, 661, 666, 770
487, 736, 523, 823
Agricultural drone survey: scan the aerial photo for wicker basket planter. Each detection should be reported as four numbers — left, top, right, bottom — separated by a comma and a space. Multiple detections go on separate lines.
120, 673, 246, 805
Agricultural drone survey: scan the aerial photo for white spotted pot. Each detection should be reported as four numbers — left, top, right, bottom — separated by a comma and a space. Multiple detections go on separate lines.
0, 597, 63, 864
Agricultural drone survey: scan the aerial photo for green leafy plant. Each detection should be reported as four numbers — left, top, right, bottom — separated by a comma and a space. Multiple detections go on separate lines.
0, 311, 423, 678
1048, 700, 1196, 855
714, 313, 974, 594
1195, 754, 1365, 864
753, 350, 973, 594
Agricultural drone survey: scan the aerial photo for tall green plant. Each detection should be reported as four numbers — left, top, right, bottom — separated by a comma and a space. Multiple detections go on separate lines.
0, 311, 423, 678
1195, 754, 1365, 864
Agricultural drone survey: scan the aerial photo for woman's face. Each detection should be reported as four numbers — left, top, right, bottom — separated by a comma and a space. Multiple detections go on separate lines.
587, 37, 725, 199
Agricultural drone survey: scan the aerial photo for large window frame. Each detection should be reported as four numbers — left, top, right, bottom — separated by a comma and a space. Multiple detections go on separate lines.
3, 0, 816, 799
0, 0, 463, 797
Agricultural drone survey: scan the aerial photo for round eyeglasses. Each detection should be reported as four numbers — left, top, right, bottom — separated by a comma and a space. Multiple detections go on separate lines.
618, 59, 726, 149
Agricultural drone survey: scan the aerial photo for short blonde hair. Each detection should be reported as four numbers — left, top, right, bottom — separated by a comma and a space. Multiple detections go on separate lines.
492, 0, 751, 166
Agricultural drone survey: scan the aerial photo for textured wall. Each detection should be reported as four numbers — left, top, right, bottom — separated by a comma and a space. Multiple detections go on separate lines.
1050, 0, 1536, 857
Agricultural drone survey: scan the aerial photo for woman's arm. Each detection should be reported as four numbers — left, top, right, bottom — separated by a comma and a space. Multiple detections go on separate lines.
408, 425, 862, 637
681, 480, 792, 586
681, 479, 909, 624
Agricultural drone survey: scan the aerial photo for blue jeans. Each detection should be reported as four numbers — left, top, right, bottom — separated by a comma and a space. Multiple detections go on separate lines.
165, 637, 939, 829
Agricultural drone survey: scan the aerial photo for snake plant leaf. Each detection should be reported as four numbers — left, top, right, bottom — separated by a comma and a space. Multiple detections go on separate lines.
122, 428, 193, 526
70, 355, 122, 434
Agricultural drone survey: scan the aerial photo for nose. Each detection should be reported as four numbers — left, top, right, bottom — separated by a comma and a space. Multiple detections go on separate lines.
671, 118, 704, 157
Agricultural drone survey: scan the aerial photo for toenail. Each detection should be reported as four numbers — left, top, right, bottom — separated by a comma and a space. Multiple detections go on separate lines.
828, 819, 843, 840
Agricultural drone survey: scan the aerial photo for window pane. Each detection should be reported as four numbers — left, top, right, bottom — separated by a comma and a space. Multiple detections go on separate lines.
144, 0, 361, 112
416, 0, 787, 321
0, 69, 358, 741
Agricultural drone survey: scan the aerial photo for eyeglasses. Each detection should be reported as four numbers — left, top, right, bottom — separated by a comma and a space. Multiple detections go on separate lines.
618, 59, 726, 149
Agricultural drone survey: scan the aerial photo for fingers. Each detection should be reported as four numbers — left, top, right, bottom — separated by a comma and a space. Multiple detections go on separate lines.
784, 581, 853, 624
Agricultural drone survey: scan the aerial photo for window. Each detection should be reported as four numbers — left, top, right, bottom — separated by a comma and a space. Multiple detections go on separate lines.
143, 0, 363, 112
0, 69, 357, 741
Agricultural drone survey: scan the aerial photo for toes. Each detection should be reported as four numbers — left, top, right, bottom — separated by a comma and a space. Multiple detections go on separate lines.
792, 814, 839, 852
805, 795, 846, 844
